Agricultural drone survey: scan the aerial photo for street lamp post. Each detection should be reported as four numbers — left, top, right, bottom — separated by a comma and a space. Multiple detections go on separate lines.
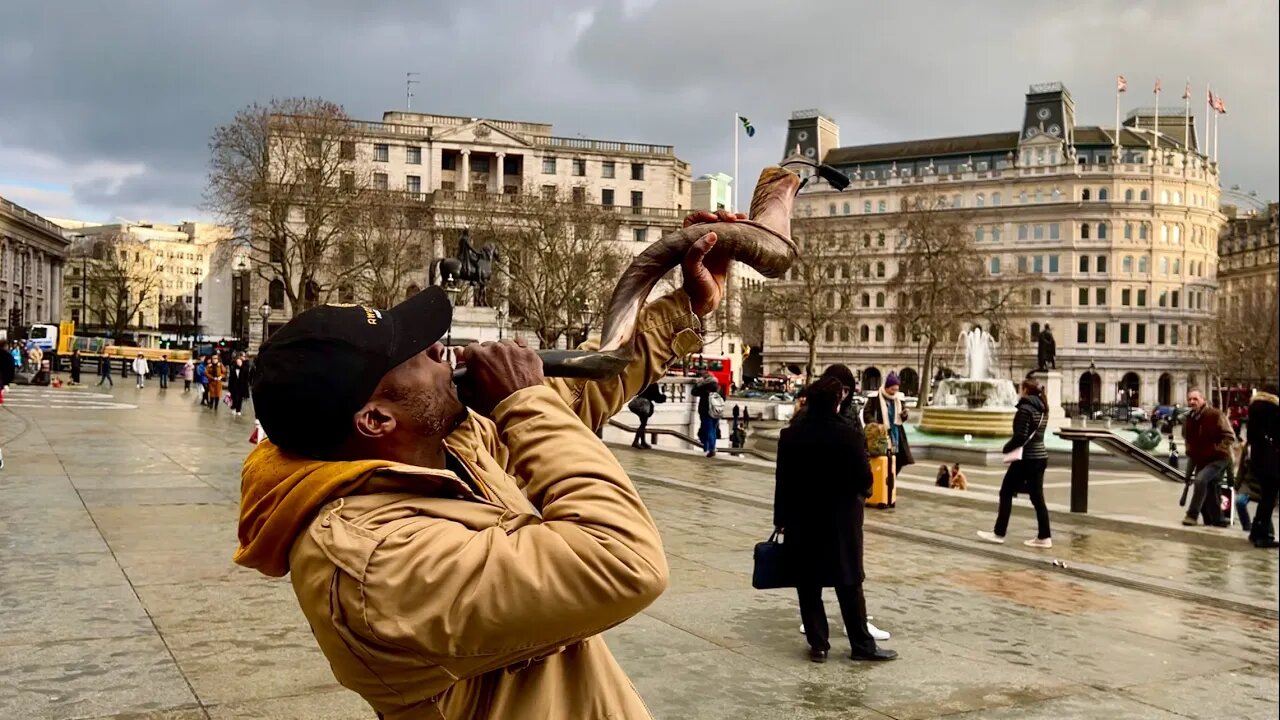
579, 307, 595, 348
442, 273, 464, 347
496, 307, 507, 341
259, 302, 272, 349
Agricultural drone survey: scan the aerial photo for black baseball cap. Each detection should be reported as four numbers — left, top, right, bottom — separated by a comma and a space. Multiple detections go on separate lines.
250, 287, 453, 458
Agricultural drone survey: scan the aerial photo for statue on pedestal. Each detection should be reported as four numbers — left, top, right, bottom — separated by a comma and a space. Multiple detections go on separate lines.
1036, 324, 1057, 371
429, 229, 500, 306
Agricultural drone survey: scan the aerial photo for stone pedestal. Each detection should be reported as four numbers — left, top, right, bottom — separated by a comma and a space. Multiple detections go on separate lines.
1031, 370, 1067, 427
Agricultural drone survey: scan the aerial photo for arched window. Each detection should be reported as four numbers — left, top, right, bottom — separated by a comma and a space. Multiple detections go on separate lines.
1098, 188, 1109, 201
1081, 223, 1091, 240
1124, 222, 1133, 240
829, 203, 837, 216
1082, 188, 1091, 201
1139, 256, 1149, 273
1139, 224, 1149, 240
1123, 256, 1133, 273
1124, 188, 1134, 202
1172, 225, 1181, 244
876, 232, 885, 247
1052, 189, 1062, 201
268, 279, 286, 309
1019, 191, 1028, 204
863, 233, 872, 247
1098, 222, 1108, 240
875, 292, 885, 308
1161, 190, 1170, 204
952, 194, 962, 208
875, 325, 885, 343
876, 262, 886, 278
1173, 191, 1183, 204
825, 326, 835, 343
860, 325, 870, 342
976, 227, 986, 242
840, 326, 851, 342
976, 193, 985, 207
842, 202, 851, 215
1031, 289, 1042, 305
1160, 225, 1169, 243
1140, 189, 1149, 201
991, 192, 1002, 206
861, 293, 870, 308
839, 262, 850, 279
1030, 321, 1041, 340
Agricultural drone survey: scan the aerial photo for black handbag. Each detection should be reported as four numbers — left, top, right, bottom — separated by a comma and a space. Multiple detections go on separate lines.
752, 529, 793, 590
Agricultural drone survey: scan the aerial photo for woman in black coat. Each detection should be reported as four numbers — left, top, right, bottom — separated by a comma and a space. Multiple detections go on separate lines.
227, 356, 252, 416
1246, 385, 1279, 548
978, 378, 1051, 547
773, 376, 896, 664
629, 383, 666, 449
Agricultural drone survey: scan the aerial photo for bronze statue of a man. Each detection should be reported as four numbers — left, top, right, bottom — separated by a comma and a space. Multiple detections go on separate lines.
1037, 325, 1057, 371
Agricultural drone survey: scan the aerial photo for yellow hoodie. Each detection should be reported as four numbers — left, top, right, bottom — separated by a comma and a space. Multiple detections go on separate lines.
234, 291, 702, 719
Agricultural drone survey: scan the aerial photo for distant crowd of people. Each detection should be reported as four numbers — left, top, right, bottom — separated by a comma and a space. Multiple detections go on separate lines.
63, 349, 254, 416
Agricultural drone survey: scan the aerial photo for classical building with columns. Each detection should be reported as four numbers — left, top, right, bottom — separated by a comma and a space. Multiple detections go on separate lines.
254, 109, 691, 346
1, 194, 70, 337
764, 82, 1225, 410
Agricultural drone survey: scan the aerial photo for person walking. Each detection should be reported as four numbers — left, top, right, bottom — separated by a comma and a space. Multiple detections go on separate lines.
1245, 385, 1278, 547
691, 373, 723, 457
774, 377, 897, 664
0, 341, 15, 404
628, 383, 666, 449
862, 372, 914, 508
156, 354, 170, 390
181, 358, 194, 392
196, 358, 209, 406
1182, 388, 1235, 527
978, 378, 1052, 548
131, 353, 149, 389
206, 356, 226, 413
228, 355, 251, 416
97, 356, 114, 386
69, 349, 82, 385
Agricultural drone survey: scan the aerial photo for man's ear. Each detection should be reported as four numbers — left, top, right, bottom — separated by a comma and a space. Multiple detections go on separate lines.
353, 401, 396, 440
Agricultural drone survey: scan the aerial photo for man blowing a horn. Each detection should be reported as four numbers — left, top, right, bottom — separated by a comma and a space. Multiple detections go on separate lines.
234, 210, 743, 719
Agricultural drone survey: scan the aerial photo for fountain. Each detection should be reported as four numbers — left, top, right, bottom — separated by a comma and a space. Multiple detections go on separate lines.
919, 326, 1019, 437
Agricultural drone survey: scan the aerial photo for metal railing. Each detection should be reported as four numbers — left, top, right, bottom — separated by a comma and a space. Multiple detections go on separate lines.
530, 135, 675, 157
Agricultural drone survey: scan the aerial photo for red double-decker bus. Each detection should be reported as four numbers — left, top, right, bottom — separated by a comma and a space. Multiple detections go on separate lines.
667, 354, 733, 395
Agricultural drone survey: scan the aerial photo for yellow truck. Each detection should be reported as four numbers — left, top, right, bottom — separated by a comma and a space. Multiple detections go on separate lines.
47, 321, 193, 363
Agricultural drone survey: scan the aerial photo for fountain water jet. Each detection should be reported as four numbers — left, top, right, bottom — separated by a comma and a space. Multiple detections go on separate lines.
919, 326, 1018, 436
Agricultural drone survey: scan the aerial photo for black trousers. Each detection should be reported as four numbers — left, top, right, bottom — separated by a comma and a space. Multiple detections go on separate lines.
994, 458, 1051, 539
796, 584, 876, 655
632, 414, 650, 447
230, 392, 244, 413
1250, 472, 1278, 545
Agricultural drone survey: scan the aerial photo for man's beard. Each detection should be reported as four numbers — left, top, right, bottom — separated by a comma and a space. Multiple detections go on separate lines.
386, 384, 467, 439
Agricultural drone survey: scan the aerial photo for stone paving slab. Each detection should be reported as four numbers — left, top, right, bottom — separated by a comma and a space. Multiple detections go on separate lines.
2, 389, 1277, 719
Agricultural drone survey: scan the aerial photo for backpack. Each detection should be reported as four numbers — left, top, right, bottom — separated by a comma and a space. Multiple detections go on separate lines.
707, 392, 726, 419
628, 396, 654, 417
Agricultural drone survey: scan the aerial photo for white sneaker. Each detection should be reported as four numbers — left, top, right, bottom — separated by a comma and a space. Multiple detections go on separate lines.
1024, 537, 1053, 549
976, 531, 1005, 544
867, 621, 891, 641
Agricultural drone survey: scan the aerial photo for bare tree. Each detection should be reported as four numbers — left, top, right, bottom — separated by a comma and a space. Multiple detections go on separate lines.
79, 235, 163, 340
889, 195, 1026, 404
748, 219, 861, 382
452, 188, 629, 348
349, 195, 431, 308
1205, 286, 1280, 387
205, 97, 370, 317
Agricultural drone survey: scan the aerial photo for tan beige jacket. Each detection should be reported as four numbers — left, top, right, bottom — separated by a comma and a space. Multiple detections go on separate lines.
237, 292, 703, 719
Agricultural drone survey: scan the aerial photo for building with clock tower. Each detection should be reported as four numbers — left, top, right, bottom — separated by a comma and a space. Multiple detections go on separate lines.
763, 82, 1225, 411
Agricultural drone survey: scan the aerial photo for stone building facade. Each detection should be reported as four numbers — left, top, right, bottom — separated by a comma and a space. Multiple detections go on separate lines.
1216, 202, 1279, 384
256, 109, 692, 347
765, 83, 1225, 409
1, 195, 69, 336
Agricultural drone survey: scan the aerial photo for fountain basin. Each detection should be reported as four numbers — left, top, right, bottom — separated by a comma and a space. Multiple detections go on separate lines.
919, 377, 1019, 437
918, 406, 1017, 437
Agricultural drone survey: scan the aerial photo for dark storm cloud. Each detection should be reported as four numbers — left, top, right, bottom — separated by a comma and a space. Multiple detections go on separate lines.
1, 0, 1275, 221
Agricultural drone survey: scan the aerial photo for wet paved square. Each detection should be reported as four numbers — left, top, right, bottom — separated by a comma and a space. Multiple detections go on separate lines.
1, 386, 1276, 718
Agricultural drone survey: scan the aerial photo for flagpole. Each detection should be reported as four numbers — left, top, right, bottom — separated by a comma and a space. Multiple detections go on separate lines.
1152, 82, 1160, 151
1114, 84, 1122, 153
1213, 107, 1220, 163
1205, 84, 1212, 160
733, 113, 739, 213
1183, 79, 1191, 152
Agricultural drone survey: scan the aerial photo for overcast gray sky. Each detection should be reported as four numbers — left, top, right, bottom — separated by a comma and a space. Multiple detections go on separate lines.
2, 0, 1276, 223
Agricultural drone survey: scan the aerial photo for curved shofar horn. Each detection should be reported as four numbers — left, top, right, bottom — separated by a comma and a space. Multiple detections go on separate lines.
454, 166, 802, 380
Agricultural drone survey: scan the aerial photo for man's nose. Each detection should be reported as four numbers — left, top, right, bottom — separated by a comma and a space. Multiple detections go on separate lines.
425, 342, 447, 363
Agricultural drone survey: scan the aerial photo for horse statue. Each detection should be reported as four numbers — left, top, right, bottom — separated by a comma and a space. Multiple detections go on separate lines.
429, 229, 500, 306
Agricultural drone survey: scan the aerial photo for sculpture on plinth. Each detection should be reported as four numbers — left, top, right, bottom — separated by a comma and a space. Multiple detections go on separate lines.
429, 229, 500, 306
1036, 324, 1057, 371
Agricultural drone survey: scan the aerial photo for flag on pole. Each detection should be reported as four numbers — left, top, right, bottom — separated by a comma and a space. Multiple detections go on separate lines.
1207, 88, 1215, 105
1117, 75, 1127, 92
1214, 96, 1227, 115
1182, 81, 1191, 100
738, 115, 755, 137
1153, 78, 1162, 94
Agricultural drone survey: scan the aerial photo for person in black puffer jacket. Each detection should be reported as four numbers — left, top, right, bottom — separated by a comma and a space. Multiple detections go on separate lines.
978, 379, 1052, 548
1246, 384, 1279, 548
